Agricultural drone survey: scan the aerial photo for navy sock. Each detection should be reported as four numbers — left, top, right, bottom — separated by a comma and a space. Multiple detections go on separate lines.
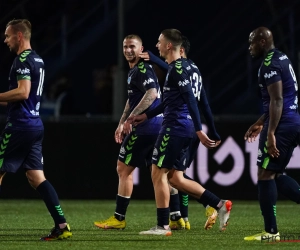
157, 207, 170, 228
258, 180, 278, 234
36, 180, 66, 227
169, 193, 181, 220
115, 195, 130, 221
275, 175, 300, 203
197, 190, 221, 210
179, 191, 189, 218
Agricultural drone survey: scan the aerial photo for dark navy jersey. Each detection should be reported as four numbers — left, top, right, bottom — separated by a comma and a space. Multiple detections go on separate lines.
185, 58, 202, 102
162, 58, 199, 137
7, 49, 44, 130
127, 60, 162, 135
258, 49, 300, 124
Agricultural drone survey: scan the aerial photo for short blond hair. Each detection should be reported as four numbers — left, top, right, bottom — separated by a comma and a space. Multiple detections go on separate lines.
6, 19, 32, 40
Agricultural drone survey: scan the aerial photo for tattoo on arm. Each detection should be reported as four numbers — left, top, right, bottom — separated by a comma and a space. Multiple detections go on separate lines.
119, 100, 130, 124
131, 88, 157, 116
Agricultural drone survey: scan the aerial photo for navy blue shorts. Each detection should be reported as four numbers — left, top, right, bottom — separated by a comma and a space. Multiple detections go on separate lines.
174, 133, 200, 170
0, 129, 44, 173
152, 133, 191, 171
118, 132, 158, 168
257, 124, 300, 173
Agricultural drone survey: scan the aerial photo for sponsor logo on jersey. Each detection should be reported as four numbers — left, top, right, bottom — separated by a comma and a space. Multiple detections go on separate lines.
178, 79, 189, 86
163, 87, 170, 91
279, 55, 288, 60
34, 58, 43, 62
143, 78, 154, 86
289, 105, 297, 110
16, 68, 30, 74
264, 71, 277, 79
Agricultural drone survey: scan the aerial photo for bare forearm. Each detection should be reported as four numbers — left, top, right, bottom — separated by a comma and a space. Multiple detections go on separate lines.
119, 100, 130, 125
268, 99, 282, 134
130, 89, 157, 116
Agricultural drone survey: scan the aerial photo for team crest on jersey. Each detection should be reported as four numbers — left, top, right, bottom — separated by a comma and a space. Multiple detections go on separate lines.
153, 147, 158, 156
127, 77, 131, 84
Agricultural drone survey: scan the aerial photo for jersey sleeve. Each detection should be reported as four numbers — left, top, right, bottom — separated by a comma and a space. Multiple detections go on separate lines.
262, 60, 282, 86
137, 61, 158, 91
171, 61, 192, 94
14, 58, 32, 81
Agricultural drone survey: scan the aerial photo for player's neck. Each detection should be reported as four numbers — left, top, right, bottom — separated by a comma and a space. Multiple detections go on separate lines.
17, 41, 32, 55
165, 52, 181, 64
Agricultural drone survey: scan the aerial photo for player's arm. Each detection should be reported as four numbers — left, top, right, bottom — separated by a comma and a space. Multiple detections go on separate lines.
129, 88, 158, 116
244, 114, 265, 142
115, 99, 130, 144
266, 80, 282, 157
198, 87, 220, 141
181, 84, 216, 148
123, 88, 158, 134
140, 50, 168, 72
0, 79, 31, 102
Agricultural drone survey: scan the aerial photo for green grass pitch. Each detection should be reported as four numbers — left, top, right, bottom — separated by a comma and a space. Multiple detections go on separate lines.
0, 200, 299, 250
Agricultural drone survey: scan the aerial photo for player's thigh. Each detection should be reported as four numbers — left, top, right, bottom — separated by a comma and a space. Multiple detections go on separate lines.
0, 129, 38, 173
152, 134, 191, 170
22, 130, 44, 171
258, 125, 299, 172
118, 133, 157, 168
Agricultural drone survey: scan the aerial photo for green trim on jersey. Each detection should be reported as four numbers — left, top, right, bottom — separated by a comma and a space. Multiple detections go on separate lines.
17, 75, 31, 81
264, 51, 274, 66
19, 50, 32, 62
138, 62, 146, 73
175, 61, 183, 74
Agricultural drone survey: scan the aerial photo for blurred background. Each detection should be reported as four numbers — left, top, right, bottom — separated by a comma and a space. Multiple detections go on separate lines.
0, 0, 300, 200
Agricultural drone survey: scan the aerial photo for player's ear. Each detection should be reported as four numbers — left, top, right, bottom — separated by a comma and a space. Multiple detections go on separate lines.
141, 46, 144, 52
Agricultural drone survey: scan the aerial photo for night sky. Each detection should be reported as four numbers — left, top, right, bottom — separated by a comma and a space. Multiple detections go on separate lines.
0, 0, 299, 115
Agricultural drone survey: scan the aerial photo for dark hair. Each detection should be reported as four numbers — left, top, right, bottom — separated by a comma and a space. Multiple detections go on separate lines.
6, 19, 32, 39
124, 34, 143, 44
181, 35, 190, 55
161, 29, 182, 47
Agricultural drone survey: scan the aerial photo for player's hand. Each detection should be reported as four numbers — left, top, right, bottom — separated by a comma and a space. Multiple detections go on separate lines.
130, 113, 147, 126
115, 124, 124, 144
123, 120, 132, 135
267, 134, 280, 158
244, 124, 263, 142
139, 52, 150, 61
196, 130, 219, 149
